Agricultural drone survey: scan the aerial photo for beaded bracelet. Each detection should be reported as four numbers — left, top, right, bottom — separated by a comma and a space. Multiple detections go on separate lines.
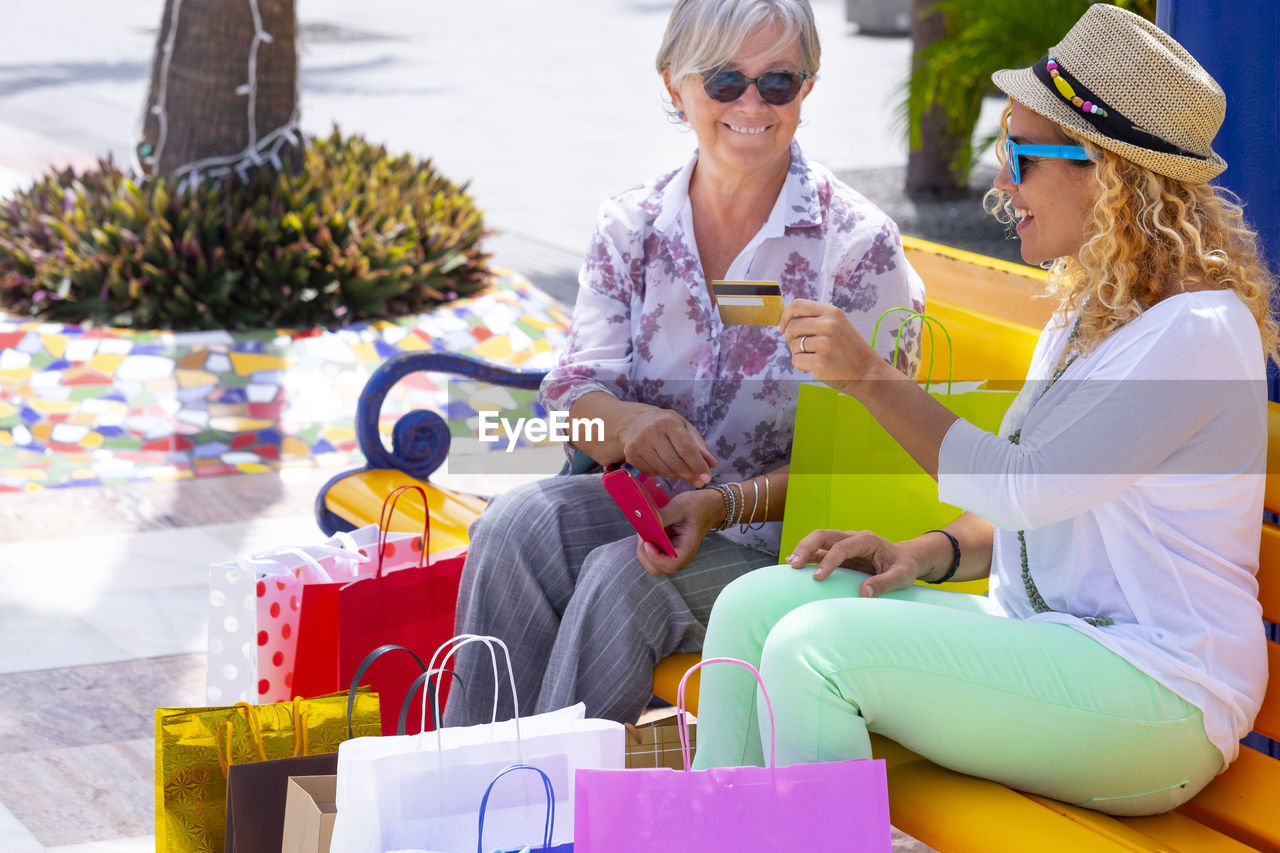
923, 529, 961, 584
729, 482, 746, 527
711, 484, 736, 531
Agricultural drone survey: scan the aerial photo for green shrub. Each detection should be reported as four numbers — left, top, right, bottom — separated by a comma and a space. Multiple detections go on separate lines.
0, 129, 491, 330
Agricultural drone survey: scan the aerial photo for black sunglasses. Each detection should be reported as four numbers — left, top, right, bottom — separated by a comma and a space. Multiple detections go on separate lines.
700, 69, 811, 106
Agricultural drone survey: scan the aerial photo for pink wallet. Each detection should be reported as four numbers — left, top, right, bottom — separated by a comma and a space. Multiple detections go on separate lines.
602, 464, 675, 557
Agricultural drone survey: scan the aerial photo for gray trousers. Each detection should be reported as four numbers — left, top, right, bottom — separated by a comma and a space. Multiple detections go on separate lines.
441, 475, 772, 726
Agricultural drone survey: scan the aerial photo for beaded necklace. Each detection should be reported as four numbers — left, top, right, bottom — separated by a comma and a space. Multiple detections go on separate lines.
1005, 320, 1114, 628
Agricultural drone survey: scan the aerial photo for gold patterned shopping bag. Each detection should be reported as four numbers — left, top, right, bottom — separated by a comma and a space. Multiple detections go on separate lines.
154, 688, 380, 853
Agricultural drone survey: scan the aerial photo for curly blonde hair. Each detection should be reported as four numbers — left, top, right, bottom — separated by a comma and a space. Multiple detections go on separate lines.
987, 103, 1279, 364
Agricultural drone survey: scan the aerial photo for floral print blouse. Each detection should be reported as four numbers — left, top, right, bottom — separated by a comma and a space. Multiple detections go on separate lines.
540, 142, 925, 553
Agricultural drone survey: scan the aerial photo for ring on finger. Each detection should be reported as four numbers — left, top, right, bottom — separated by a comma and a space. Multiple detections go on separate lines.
799, 335, 810, 354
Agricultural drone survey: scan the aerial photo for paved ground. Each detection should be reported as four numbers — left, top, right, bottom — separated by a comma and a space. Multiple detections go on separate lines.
0, 0, 1030, 848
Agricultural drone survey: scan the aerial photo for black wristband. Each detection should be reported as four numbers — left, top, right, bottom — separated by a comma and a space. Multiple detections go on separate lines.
924, 529, 960, 584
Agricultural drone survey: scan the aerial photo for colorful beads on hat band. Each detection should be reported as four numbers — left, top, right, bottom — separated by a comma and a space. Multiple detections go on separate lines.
1045, 58, 1108, 117
1030, 54, 1205, 161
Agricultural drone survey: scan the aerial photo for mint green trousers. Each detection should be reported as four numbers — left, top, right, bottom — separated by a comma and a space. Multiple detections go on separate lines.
691, 565, 1224, 816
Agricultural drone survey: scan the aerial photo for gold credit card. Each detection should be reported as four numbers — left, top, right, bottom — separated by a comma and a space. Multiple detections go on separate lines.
712, 280, 783, 326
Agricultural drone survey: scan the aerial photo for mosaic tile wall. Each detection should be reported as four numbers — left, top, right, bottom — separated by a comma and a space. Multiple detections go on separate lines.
0, 273, 570, 491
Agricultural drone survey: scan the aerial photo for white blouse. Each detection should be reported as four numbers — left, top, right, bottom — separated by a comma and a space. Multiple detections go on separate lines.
939, 290, 1268, 764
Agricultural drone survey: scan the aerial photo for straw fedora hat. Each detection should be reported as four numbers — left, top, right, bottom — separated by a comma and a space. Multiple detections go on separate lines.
992, 3, 1226, 184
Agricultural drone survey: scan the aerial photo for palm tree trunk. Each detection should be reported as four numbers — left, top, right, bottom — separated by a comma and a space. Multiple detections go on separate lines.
138, 0, 299, 181
905, 0, 966, 196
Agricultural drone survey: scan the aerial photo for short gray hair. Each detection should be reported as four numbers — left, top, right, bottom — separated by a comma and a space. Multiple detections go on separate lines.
656, 0, 821, 84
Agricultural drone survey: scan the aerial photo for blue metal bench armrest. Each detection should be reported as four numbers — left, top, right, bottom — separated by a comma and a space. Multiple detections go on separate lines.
315, 351, 549, 533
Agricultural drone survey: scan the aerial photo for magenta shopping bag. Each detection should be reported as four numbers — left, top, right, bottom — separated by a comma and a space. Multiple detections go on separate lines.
574, 657, 891, 852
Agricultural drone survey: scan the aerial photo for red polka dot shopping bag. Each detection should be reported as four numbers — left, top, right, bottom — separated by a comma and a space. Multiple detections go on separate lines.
206, 524, 424, 707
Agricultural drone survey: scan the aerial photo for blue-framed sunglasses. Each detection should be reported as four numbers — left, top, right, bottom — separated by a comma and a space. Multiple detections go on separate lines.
700, 69, 811, 106
1003, 138, 1092, 184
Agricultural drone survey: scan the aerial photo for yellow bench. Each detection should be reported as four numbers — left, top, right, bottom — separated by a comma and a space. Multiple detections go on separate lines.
320, 466, 486, 554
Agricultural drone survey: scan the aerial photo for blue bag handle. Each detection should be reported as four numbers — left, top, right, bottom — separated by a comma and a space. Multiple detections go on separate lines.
476, 763, 556, 853
870, 307, 954, 394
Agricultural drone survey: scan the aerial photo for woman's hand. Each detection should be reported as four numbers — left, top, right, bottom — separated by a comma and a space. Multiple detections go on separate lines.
568, 393, 717, 486
779, 299, 886, 395
786, 528, 933, 597
615, 405, 717, 487
780, 299, 957, 478
635, 489, 723, 577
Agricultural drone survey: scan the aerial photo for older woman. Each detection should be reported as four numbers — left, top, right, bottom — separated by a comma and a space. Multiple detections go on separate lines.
693, 3, 1277, 816
444, 0, 924, 726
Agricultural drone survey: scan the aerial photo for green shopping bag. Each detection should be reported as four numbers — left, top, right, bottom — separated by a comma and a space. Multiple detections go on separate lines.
781, 310, 1021, 594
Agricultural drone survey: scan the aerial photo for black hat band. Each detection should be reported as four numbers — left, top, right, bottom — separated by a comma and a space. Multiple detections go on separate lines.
1031, 54, 1206, 161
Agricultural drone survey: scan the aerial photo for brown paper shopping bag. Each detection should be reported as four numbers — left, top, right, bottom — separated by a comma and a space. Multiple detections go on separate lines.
624, 709, 697, 769
281, 776, 337, 853
224, 752, 338, 853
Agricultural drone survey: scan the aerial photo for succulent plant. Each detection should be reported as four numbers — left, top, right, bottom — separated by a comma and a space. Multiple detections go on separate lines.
0, 129, 492, 330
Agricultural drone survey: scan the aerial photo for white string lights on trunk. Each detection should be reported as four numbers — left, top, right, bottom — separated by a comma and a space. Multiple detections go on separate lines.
137, 0, 302, 192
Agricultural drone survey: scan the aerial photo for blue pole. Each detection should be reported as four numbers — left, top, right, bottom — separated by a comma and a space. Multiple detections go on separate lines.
1157, 0, 1280, 390
1156, 1, 1279, 276
1158, 0, 1280, 761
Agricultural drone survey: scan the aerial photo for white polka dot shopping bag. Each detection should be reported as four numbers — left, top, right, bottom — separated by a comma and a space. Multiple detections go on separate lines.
205, 524, 423, 705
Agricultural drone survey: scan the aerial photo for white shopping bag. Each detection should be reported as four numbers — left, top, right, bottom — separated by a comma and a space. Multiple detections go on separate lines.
205, 524, 422, 704
331, 636, 625, 853
388, 763, 574, 853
